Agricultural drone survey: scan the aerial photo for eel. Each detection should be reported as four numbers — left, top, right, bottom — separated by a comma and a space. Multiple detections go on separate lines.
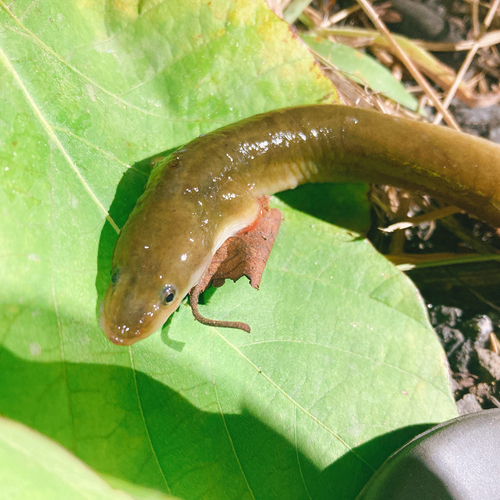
99, 104, 500, 345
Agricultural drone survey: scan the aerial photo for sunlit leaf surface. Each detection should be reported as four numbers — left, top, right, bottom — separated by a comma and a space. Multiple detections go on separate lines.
0, 1, 456, 499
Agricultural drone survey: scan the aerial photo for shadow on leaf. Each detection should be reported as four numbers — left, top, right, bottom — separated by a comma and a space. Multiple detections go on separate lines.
95, 155, 372, 327
0, 302, 437, 500
276, 182, 371, 234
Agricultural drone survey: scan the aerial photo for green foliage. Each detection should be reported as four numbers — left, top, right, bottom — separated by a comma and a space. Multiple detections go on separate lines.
0, 417, 179, 499
0, 417, 132, 499
0, 1, 456, 499
300, 34, 420, 111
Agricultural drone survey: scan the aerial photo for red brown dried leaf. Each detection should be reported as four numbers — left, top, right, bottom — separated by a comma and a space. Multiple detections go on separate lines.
189, 197, 283, 332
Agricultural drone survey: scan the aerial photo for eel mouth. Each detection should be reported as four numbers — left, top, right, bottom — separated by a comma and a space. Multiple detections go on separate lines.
98, 312, 143, 346
98, 296, 181, 346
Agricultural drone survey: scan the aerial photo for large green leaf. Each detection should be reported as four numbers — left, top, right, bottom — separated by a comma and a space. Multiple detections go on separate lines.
0, 1, 456, 499
0, 416, 179, 499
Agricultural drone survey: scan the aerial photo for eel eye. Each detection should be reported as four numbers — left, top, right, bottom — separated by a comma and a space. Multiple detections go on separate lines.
161, 285, 177, 306
110, 267, 121, 286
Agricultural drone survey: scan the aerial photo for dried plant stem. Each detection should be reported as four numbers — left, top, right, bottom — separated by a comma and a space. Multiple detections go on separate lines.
320, 4, 361, 28
380, 205, 461, 233
416, 31, 500, 52
355, 0, 461, 130
433, 0, 500, 125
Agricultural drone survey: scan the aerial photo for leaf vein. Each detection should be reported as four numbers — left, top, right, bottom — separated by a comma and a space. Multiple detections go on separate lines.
128, 348, 171, 494
1, 2, 171, 119
211, 339, 256, 500
294, 407, 313, 500
237, 338, 449, 399
0, 31, 120, 233
213, 328, 376, 472
268, 264, 429, 328
50, 125, 147, 176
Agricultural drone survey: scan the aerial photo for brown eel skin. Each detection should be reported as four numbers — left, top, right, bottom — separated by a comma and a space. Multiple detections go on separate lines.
100, 105, 500, 345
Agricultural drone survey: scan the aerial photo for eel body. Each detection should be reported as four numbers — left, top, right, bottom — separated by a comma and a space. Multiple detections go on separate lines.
100, 105, 500, 345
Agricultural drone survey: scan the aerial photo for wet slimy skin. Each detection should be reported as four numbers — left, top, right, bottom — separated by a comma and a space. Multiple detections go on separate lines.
100, 105, 500, 345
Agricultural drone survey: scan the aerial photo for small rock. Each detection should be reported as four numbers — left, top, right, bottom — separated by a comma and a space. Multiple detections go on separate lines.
472, 315, 494, 348
469, 382, 492, 404
476, 347, 500, 381
429, 305, 462, 328
453, 373, 476, 390
453, 339, 474, 374
456, 393, 482, 415
437, 325, 465, 357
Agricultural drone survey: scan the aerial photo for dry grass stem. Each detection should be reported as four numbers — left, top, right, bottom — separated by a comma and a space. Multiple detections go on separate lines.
355, 0, 461, 130
434, 0, 500, 124
416, 30, 500, 52
319, 4, 362, 28
380, 206, 462, 233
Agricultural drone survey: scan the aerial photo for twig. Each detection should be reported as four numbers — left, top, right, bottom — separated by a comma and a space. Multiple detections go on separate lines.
380, 205, 461, 233
415, 31, 500, 52
320, 4, 361, 28
355, 0, 461, 130
433, 0, 500, 125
